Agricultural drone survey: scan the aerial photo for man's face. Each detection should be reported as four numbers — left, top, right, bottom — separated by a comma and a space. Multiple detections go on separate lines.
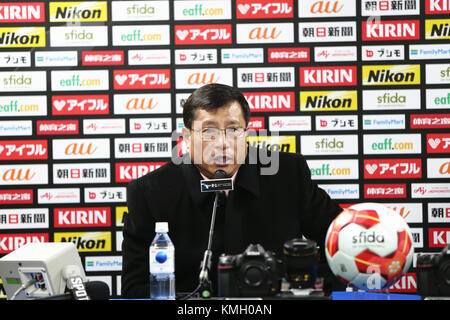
182, 101, 248, 178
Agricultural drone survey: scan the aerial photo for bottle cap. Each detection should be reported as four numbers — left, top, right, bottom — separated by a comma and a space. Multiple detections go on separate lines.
155, 222, 168, 233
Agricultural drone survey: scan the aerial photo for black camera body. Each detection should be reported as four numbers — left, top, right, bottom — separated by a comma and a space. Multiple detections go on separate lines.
416, 244, 450, 297
217, 244, 281, 297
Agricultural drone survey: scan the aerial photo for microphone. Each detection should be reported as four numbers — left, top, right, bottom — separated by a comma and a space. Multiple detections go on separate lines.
38, 281, 110, 300
186, 170, 233, 299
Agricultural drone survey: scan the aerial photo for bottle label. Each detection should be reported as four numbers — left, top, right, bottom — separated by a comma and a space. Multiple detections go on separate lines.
150, 247, 174, 273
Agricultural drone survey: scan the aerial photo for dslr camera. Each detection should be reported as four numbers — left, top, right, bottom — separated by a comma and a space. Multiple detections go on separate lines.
416, 244, 450, 297
217, 244, 281, 297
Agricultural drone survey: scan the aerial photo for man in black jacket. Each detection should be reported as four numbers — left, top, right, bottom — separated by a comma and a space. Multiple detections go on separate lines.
121, 84, 343, 298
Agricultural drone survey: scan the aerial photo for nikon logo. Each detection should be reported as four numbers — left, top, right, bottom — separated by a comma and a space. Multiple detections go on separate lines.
363, 65, 420, 85
426, 19, 450, 39
0, 27, 45, 47
300, 91, 357, 111
56, 6, 101, 19
247, 136, 296, 153
54, 232, 111, 252
50, 2, 107, 22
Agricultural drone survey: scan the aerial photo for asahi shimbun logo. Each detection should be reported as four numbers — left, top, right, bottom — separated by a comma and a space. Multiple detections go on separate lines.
361, 0, 419, 16
237, 67, 294, 88
299, 21, 356, 42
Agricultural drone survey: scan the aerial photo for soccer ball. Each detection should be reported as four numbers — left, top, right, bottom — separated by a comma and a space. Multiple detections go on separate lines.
325, 202, 414, 291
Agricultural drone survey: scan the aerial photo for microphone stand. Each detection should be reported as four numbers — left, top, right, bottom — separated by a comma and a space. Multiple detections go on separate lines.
197, 191, 220, 298
179, 169, 229, 300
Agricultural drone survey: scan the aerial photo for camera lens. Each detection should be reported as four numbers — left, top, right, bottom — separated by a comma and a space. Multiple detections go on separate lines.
283, 238, 318, 288
438, 259, 450, 285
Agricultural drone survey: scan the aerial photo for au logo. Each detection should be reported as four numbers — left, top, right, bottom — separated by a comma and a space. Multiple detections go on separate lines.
187, 72, 219, 85
64, 143, 98, 156
249, 27, 281, 40
2, 168, 36, 182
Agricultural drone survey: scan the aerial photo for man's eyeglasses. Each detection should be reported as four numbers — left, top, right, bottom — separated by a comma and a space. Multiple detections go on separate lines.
191, 127, 248, 141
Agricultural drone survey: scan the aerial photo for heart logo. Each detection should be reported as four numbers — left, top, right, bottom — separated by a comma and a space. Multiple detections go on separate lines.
428, 138, 441, 149
115, 74, 128, 86
53, 100, 66, 111
238, 4, 251, 14
176, 30, 189, 41
365, 164, 378, 175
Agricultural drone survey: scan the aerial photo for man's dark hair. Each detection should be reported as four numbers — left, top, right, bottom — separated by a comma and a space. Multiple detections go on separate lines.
182, 83, 251, 129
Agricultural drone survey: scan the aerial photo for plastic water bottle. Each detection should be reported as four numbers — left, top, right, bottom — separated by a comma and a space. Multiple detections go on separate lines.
149, 222, 176, 300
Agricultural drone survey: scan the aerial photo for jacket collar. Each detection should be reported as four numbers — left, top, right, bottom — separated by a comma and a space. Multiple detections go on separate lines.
179, 152, 260, 206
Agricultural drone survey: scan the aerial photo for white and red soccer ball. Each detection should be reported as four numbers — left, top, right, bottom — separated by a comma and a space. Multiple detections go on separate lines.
325, 203, 414, 291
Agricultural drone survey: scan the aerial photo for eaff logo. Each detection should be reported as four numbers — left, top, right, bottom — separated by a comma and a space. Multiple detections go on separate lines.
52, 95, 109, 115
236, 0, 293, 19
174, 25, 232, 45
362, 20, 420, 41
300, 66, 356, 86
243, 92, 295, 112
364, 159, 422, 179
115, 162, 166, 183
114, 69, 170, 90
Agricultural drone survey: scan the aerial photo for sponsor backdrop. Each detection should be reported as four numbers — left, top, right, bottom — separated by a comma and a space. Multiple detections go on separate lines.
0, 0, 449, 297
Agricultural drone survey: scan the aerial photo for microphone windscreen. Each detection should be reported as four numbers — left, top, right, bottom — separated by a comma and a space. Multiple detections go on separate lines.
85, 281, 110, 300
214, 170, 227, 179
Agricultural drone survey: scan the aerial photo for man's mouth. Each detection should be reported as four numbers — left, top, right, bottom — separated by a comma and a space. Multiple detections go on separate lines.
212, 155, 234, 166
